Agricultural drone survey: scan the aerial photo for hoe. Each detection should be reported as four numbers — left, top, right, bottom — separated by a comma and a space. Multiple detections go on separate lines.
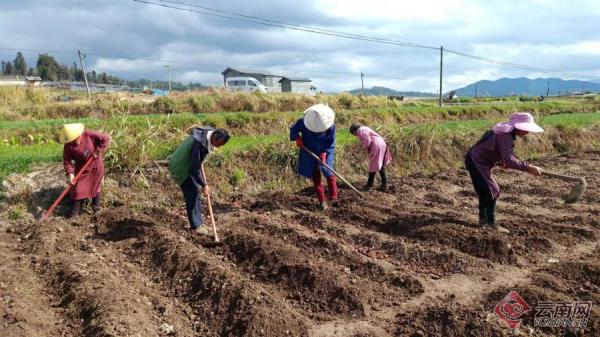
542, 170, 587, 204
41, 156, 95, 221
302, 147, 364, 198
201, 164, 222, 247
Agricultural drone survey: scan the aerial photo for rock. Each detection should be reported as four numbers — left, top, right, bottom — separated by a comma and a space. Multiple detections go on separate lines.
56, 227, 64, 233
547, 258, 559, 263
159, 323, 175, 335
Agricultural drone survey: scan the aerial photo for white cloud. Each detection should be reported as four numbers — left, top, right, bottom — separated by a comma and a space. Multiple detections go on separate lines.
1, 0, 600, 91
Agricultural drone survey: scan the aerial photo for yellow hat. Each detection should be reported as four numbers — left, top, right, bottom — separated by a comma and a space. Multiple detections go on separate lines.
59, 123, 84, 144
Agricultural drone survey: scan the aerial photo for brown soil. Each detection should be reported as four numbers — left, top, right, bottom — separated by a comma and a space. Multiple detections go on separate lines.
1, 151, 599, 337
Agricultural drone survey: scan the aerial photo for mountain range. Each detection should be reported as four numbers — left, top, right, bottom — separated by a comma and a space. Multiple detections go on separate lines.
349, 78, 600, 97
347, 86, 437, 97
453, 77, 600, 97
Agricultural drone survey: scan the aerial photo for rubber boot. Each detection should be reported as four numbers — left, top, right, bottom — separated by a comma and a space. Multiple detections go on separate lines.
378, 169, 388, 192
70, 200, 82, 218
363, 172, 375, 191
92, 192, 102, 214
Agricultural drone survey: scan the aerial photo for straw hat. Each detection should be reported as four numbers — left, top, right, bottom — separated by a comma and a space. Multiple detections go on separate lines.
303, 104, 335, 133
59, 123, 85, 144
492, 112, 544, 134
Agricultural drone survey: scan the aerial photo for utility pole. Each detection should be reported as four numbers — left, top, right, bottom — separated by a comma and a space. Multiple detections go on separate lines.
438, 46, 443, 107
546, 81, 550, 97
164, 65, 171, 92
474, 84, 477, 100
77, 50, 91, 99
360, 72, 365, 95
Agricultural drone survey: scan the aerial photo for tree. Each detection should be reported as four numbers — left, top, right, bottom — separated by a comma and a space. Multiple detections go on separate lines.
3, 62, 14, 76
27, 68, 36, 76
36, 53, 61, 81
13, 52, 27, 76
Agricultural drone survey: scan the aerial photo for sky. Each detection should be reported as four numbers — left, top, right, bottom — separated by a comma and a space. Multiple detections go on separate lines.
1, 0, 599, 92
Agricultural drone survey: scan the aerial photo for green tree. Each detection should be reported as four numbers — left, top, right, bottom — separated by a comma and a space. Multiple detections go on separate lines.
27, 68, 36, 76
36, 53, 61, 81
3, 62, 14, 76
13, 52, 27, 76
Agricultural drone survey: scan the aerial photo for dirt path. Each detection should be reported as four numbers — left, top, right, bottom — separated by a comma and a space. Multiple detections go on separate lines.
1, 151, 599, 336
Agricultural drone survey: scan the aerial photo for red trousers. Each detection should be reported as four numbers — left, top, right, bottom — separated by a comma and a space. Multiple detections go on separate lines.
312, 164, 338, 203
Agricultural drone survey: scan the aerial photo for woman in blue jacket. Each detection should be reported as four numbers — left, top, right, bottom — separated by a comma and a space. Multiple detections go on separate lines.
290, 104, 337, 210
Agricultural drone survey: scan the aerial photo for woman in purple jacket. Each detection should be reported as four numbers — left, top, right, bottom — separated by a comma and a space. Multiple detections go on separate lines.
465, 113, 543, 233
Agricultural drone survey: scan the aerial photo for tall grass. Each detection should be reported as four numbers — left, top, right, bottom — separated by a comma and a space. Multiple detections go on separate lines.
2, 85, 599, 121
4, 112, 600, 195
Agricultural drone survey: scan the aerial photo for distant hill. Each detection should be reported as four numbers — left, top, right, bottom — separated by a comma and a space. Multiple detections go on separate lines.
348, 86, 436, 97
452, 77, 600, 97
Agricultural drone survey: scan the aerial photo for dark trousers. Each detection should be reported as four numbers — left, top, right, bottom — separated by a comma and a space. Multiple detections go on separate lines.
312, 164, 338, 203
465, 152, 496, 225
181, 176, 203, 229
70, 192, 102, 218
366, 167, 387, 187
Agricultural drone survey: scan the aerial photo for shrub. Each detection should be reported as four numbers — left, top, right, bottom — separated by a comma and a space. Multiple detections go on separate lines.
336, 93, 355, 109
151, 96, 177, 114
190, 95, 217, 113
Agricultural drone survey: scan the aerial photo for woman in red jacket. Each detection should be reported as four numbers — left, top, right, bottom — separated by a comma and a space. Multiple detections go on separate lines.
60, 123, 110, 217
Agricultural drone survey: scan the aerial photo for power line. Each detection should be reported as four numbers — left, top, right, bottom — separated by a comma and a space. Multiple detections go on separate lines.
133, 0, 597, 80
156, 0, 438, 50
133, 0, 439, 50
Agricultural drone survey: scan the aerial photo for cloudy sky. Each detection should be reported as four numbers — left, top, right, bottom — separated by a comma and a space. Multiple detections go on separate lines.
1, 0, 599, 92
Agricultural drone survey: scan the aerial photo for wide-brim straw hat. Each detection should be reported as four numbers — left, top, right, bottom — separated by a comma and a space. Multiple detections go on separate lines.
303, 104, 335, 133
492, 112, 544, 134
59, 123, 85, 144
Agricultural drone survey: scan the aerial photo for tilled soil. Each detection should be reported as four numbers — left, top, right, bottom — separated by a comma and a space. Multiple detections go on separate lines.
1, 151, 599, 337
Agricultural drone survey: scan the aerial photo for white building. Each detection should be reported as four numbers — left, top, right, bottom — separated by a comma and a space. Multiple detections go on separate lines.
0, 76, 42, 86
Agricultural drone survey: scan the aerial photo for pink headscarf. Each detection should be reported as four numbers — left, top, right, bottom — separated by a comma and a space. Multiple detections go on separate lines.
492, 112, 544, 134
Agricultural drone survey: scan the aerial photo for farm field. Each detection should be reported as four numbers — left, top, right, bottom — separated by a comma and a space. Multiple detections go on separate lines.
1, 151, 599, 337
1, 89, 600, 336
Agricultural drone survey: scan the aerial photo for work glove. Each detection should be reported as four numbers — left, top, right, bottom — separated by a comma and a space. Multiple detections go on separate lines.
93, 151, 99, 159
295, 138, 304, 148
67, 173, 75, 185
319, 152, 327, 163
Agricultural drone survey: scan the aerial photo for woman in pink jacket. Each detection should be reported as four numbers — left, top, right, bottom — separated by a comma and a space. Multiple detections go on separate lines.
350, 124, 392, 191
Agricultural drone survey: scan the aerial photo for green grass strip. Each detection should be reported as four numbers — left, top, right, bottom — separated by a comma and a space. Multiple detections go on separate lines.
2, 112, 600, 181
